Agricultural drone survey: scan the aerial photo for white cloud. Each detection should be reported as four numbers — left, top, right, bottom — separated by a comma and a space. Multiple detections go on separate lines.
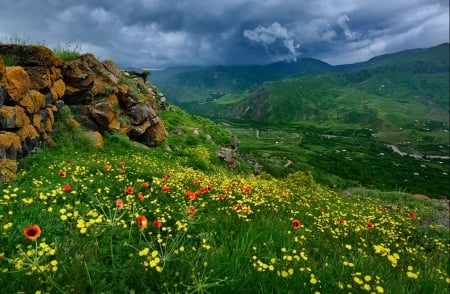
243, 22, 301, 62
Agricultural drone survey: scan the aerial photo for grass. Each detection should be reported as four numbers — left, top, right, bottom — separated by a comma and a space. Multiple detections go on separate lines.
0, 108, 448, 293
52, 43, 82, 61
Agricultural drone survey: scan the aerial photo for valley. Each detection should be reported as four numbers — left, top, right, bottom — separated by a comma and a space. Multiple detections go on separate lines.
152, 43, 449, 198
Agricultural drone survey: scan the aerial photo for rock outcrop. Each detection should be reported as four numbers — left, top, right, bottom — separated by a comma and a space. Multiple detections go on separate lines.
0, 44, 167, 181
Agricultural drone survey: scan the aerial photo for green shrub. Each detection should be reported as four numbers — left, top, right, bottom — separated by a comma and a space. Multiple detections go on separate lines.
52, 43, 82, 61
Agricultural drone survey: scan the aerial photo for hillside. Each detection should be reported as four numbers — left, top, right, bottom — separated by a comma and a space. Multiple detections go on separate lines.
152, 43, 450, 198
151, 58, 335, 103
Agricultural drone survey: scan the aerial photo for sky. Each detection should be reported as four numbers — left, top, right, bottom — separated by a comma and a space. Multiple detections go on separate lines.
0, 0, 448, 69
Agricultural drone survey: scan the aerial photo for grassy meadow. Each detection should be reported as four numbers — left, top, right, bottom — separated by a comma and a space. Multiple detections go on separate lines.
0, 107, 449, 293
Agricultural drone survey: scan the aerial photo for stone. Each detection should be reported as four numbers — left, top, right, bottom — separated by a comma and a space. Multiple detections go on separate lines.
62, 54, 97, 90
0, 106, 30, 129
0, 44, 61, 67
141, 121, 168, 146
0, 131, 22, 160
0, 88, 7, 106
91, 102, 115, 129
129, 103, 152, 125
5, 66, 30, 101
16, 125, 39, 156
217, 147, 238, 169
50, 79, 66, 100
19, 90, 46, 114
86, 131, 104, 149
0, 159, 18, 182
24, 66, 51, 91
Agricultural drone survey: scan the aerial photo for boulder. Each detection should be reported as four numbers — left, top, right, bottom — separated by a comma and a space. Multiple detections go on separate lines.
19, 90, 46, 114
217, 147, 238, 169
138, 121, 168, 147
91, 102, 115, 129
129, 103, 153, 125
50, 79, 66, 100
0, 106, 30, 129
0, 159, 18, 182
24, 66, 52, 91
16, 125, 39, 156
86, 131, 104, 149
0, 131, 22, 160
62, 54, 97, 90
5, 66, 30, 101
0, 44, 61, 68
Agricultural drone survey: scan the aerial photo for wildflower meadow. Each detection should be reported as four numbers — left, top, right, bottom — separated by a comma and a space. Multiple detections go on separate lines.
0, 131, 448, 293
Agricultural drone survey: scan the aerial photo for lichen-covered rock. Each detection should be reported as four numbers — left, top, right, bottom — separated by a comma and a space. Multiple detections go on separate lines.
0, 159, 18, 182
0, 106, 30, 129
25, 66, 52, 91
91, 102, 115, 129
0, 44, 61, 68
86, 131, 104, 149
19, 90, 46, 114
129, 103, 154, 125
50, 79, 66, 100
5, 66, 30, 101
0, 131, 22, 160
16, 125, 39, 156
62, 54, 98, 90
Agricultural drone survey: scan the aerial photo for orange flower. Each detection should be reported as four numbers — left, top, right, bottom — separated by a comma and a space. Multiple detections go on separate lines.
367, 222, 374, 229
58, 171, 66, 178
116, 199, 124, 209
24, 225, 41, 241
125, 186, 134, 195
188, 205, 197, 217
142, 182, 150, 189
153, 220, 163, 229
162, 185, 170, 193
409, 211, 416, 219
119, 161, 126, 166
104, 164, 111, 171
218, 193, 225, 200
292, 219, 302, 229
136, 215, 148, 229
63, 184, 72, 192
242, 186, 252, 194
339, 218, 346, 224
118, 169, 125, 175
137, 192, 144, 201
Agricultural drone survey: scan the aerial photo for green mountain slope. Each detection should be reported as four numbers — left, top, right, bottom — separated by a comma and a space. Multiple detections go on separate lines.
151, 58, 335, 103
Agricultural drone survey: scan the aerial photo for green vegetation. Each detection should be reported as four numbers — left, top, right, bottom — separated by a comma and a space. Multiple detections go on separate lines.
0, 105, 448, 293
0, 54, 18, 66
223, 122, 449, 198
52, 43, 82, 61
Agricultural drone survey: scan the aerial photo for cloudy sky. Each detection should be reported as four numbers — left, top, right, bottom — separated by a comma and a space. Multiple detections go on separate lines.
0, 0, 448, 69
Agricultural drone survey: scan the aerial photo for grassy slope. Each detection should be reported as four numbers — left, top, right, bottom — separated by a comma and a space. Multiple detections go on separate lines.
0, 106, 448, 293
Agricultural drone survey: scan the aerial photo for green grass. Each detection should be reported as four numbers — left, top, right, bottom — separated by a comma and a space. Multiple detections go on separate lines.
52, 43, 82, 61
0, 108, 448, 293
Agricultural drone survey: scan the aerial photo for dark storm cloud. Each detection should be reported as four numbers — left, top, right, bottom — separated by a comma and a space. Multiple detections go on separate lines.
0, 0, 448, 68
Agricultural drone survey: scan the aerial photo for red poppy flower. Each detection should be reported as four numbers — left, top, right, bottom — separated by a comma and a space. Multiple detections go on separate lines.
367, 222, 374, 229
63, 184, 72, 192
24, 225, 41, 241
186, 191, 197, 200
58, 171, 66, 178
162, 185, 170, 193
233, 205, 241, 212
136, 215, 148, 229
218, 193, 225, 200
116, 199, 124, 209
104, 165, 111, 171
339, 218, 346, 224
142, 182, 150, 189
292, 219, 302, 229
153, 220, 163, 229
118, 169, 125, 175
192, 180, 199, 186
119, 161, 126, 167
125, 186, 134, 195
409, 211, 416, 219
137, 192, 144, 201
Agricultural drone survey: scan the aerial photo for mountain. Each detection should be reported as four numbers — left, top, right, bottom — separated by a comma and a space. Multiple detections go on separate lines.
171, 43, 449, 132
150, 58, 335, 103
